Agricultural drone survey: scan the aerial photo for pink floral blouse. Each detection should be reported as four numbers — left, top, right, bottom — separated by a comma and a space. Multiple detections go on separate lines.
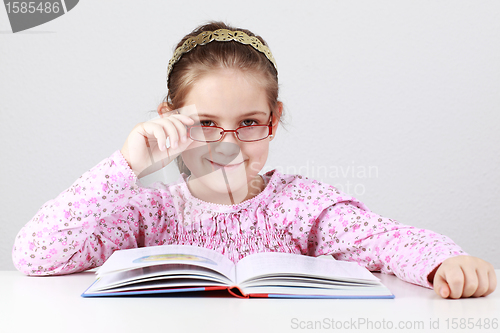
12, 150, 467, 288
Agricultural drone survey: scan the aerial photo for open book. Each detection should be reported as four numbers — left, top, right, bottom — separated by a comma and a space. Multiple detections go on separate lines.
82, 245, 394, 299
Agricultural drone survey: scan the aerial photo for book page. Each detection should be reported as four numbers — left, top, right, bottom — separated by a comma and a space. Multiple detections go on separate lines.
235, 252, 379, 285
241, 285, 393, 297
89, 264, 232, 293
96, 245, 236, 282
240, 276, 376, 289
93, 278, 228, 294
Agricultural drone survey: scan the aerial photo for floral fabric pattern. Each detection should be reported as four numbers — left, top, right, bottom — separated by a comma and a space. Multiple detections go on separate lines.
12, 150, 466, 288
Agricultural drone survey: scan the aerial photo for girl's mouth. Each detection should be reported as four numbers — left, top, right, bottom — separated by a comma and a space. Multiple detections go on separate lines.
208, 160, 243, 170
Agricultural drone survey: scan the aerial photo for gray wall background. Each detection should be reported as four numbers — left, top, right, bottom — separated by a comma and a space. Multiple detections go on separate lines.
1, 0, 498, 270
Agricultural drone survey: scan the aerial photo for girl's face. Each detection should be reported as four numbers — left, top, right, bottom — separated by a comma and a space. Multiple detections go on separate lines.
180, 68, 280, 205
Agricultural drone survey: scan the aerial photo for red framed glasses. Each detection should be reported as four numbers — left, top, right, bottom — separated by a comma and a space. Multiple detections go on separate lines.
188, 121, 273, 143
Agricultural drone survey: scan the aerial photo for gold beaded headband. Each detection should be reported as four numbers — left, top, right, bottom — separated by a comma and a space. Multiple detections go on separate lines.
166, 28, 277, 81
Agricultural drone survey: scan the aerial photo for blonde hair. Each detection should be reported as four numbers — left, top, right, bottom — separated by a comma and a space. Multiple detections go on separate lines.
163, 21, 285, 176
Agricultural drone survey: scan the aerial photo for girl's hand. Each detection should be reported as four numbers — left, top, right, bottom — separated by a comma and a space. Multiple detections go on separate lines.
428, 255, 497, 298
121, 110, 194, 178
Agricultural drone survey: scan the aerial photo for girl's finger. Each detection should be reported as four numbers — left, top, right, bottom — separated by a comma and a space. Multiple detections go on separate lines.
153, 115, 194, 147
172, 113, 196, 125
445, 266, 465, 299
461, 266, 479, 298
162, 112, 195, 125
433, 273, 450, 298
166, 116, 193, 144
157, 119, 180, 150
141, 122, 168, 152
484, 269, 497, 297
473, 268, 490, 297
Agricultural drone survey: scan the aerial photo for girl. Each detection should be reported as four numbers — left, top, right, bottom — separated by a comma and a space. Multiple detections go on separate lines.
13, 21, 496, 299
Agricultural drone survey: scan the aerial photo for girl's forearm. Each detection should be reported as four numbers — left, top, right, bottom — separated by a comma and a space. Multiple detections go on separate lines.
12, 151, 141, 275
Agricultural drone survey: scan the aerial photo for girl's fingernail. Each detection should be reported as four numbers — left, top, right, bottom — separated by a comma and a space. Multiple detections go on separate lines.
172, 141, 178, 149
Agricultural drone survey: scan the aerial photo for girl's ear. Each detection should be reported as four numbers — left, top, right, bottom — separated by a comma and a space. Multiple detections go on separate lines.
270, 102, 283, 140
157, 102, 171, 116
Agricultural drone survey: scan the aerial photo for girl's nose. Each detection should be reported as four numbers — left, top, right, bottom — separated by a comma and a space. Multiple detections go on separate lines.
220, 130, 238, 143
213, 132, 241, 156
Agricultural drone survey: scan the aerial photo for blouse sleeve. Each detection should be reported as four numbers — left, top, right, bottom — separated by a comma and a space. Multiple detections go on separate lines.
12, 150, 159, 276
305, 197, 468, 288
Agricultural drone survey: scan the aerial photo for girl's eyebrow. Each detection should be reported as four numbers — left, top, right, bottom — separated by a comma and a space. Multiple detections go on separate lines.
194, 111, 268, 119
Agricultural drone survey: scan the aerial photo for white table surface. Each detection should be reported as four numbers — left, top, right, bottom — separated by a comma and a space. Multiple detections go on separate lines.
1, 270, 499, 333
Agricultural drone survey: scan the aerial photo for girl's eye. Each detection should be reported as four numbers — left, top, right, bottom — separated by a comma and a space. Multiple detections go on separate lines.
198, 119, 258, 127
241, 119, 258, 126
199, 120, 215, 127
